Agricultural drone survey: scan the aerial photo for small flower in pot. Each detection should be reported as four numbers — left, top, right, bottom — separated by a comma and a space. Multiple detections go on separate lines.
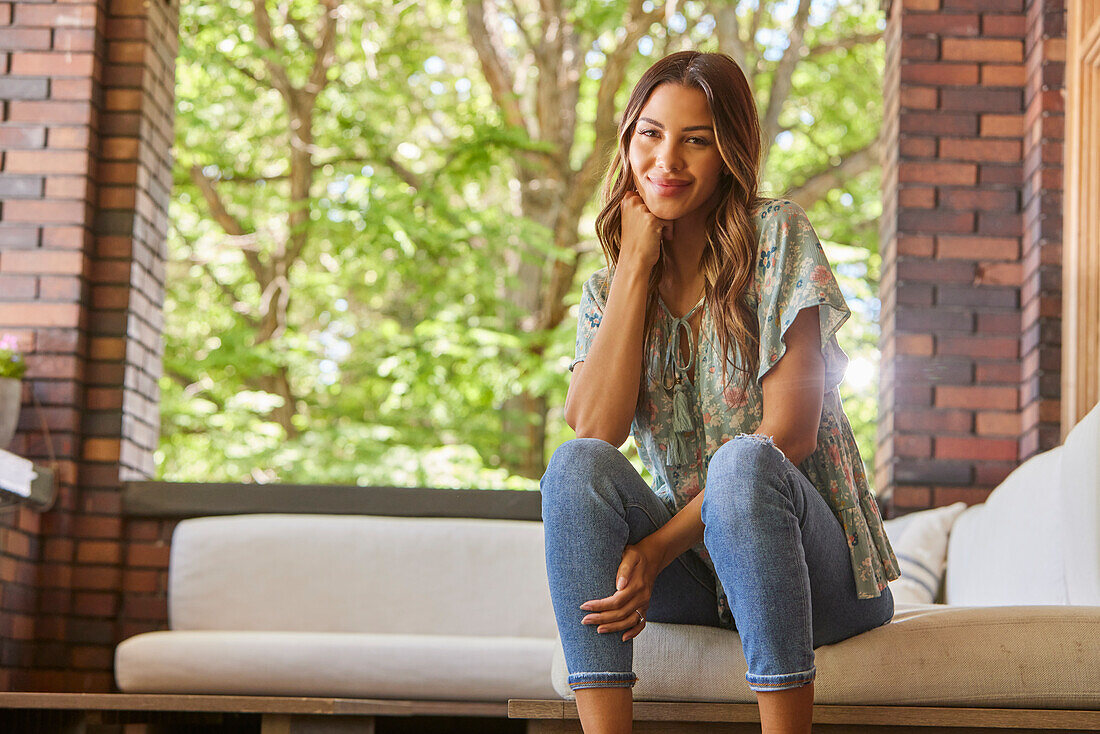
0, 334, 26, 450
0, 334, 27, 380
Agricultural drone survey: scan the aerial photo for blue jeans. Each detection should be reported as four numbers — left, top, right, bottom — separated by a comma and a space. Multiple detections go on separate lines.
540, 434, 894, 693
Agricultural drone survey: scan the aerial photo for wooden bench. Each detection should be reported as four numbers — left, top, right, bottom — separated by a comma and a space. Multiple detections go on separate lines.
508, 699, 1100, 733
1, 693, 1097, 733
0, 692, 513, 733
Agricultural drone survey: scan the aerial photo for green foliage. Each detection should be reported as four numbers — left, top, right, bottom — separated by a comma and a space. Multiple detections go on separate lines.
0, 334, 26, 380
161, 0, 889, 491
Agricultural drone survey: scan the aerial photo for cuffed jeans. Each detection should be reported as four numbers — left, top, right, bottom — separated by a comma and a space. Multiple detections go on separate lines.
541, 434, 894, 693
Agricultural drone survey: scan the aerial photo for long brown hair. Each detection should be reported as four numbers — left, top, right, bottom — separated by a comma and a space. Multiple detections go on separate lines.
593, 50, 775, 389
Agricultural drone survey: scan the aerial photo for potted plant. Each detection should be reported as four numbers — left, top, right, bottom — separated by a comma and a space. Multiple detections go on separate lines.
0, 334, 27, 451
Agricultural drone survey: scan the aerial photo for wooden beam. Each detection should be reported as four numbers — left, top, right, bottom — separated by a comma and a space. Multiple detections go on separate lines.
1062, 0, 1100, 430
261, 713, 376, 734
508, 699, 1100, 730
0, 692, 506, 718
524, 723, 1100, 734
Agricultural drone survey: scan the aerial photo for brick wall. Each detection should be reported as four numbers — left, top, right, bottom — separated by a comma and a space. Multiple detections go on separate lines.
1019, 0, 1063, 457
0, 0, 1072, 693
0, 0, 99, 691
878, 0, 1065, 514
0, 0, 178, 691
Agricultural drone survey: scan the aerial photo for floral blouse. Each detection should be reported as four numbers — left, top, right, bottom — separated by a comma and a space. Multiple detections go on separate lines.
570, 198, 900, 628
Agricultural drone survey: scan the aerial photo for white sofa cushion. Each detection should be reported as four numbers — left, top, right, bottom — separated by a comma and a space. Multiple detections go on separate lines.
884, 502, 967, 604
115, 630, 559, 700
945, 446, 1067, 605
945, 401, 1100, 606
1058, 402, 1100, 605
551, 604, 1100, 708
168, 514, 558, 640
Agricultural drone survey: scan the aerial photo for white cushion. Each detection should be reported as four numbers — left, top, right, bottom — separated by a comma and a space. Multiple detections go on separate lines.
945, 446, 1068, 605
115, 630, 559, 701
1058, 402, 1100, 605
551, 604, 1100, 708
884, 502, 967, 604
168, 514, 558, 640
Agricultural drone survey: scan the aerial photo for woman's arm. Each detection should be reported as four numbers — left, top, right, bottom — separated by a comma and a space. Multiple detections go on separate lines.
567, 192, 669, 444
641, 305, 825, 572
752, 304, 826, 461
564, 263, 651, 446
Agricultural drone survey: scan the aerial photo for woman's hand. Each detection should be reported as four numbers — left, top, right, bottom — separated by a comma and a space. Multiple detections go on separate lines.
580, 537, 667, 642
619, 191, 672, 275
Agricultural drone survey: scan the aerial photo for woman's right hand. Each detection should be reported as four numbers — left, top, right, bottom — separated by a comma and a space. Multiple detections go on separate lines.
579, 538, 665, 642
619, 191, 672, 275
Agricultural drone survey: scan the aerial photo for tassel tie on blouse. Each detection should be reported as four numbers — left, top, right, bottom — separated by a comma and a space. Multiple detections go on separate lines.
661, 300, 703, 466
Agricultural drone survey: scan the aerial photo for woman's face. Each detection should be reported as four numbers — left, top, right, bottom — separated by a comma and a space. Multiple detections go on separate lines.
627, 83, 727, 222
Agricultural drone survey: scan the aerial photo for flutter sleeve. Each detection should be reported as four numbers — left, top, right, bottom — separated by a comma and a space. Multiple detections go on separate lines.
754, 200, 851, 390
570, 268, 611, 372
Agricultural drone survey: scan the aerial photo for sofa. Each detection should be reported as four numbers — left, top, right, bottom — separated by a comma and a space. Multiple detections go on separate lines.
114, 512, 561, 701
114, 402, 1100, 711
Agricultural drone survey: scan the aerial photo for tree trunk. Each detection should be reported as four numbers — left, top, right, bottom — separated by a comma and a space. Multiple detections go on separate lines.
499, 169, 562, 478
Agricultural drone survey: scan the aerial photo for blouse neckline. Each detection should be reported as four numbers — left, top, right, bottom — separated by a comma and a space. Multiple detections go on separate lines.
657, 294, 706, 321
656, 295, 707, 391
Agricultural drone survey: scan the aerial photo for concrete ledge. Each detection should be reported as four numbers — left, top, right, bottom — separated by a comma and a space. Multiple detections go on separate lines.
122, 482, 542, 521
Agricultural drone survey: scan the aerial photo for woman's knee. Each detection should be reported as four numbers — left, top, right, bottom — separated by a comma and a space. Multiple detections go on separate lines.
702, 435, 787, 518
541, 438, 625, 504
709, 433, 782, 474
546, 437, 622, 475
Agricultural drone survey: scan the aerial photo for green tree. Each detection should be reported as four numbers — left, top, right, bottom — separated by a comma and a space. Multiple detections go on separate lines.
161, 0, 888, 490
460, 0, 887, 478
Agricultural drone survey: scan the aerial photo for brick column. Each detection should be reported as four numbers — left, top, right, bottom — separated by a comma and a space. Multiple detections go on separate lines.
0, 0, 177, 691
1019, 0, 1064, 457
879, 0, 1065, 513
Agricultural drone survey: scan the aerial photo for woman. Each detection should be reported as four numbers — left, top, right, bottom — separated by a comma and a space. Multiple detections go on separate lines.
540, 51, 899, 734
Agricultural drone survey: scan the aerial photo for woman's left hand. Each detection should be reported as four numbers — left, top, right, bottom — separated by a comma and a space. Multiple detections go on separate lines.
580, 538, 666, 642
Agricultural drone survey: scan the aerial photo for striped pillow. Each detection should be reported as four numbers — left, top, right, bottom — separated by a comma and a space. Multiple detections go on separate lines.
884, 502, 968, 604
